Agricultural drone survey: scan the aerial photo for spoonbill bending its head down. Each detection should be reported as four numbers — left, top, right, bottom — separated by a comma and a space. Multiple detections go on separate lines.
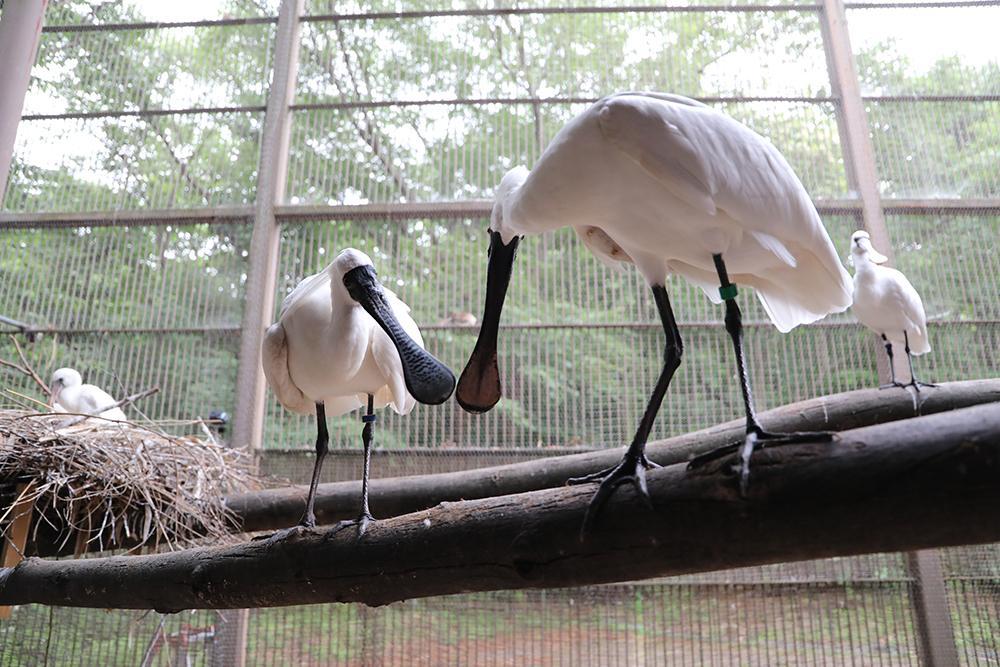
849, 230, 934, 389
263, 248, 455, 535
50, 367, 127, 421
456, 92, 852, 527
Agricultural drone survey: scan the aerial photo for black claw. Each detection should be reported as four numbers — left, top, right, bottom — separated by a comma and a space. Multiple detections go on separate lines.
690, 428, 835, 496
572, 453, 657, 540
879, 381, 907, 390
333, 514, 375, 540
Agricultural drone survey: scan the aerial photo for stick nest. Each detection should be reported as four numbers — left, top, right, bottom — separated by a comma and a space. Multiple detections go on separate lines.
0, 410, 262, 555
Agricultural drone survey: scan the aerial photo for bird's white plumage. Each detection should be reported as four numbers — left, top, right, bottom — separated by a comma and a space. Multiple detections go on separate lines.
49, 368, 127, 420
850, 230, 931, 355
262, 248, 424, 417
492, 92, 853, 332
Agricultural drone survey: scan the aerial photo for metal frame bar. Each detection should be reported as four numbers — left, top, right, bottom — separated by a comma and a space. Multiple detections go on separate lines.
21, 106, 267, 121
232, 0, 303, 453
821, 0, 964, 663
301, 5, 823, 22
2, 198, 997, 229
41, 16, 278, 33
18, 93, 997, 123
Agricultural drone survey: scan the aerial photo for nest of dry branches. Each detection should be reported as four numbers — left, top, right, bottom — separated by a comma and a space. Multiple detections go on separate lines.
0, 409, 262, 556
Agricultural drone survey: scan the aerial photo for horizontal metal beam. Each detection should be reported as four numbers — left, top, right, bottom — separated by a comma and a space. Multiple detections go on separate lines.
301, 5, 822, 22
289, 95, 835, 112
41, 16, 277, 34
0, 206, 252, 228
863, 94, 1000, 103
880, 199, 1000, 213
19, 93, 996, 123
21, 105, 265, 122
3, 319, 993, 340
845, 0, 999, 8
1, 198, 996, 229
274, 200, 493, 220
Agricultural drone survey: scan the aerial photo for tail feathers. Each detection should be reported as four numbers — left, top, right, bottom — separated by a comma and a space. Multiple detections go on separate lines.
751, 258, 852, 333
888, 328, 931, 356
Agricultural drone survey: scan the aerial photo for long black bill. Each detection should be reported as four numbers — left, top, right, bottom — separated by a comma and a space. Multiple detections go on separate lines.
343, 265, 455, 405
456, 231, 520, 413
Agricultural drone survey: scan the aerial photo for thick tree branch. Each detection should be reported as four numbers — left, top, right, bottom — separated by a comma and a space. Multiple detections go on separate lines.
228, 380, 1000, 533
2, 402, 999, 611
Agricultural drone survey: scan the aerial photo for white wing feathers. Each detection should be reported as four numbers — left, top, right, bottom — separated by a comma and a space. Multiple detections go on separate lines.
885, 267, 932, 354
598, 93, 852, 332
598, 96, 718, 217
261, 322, 316, 415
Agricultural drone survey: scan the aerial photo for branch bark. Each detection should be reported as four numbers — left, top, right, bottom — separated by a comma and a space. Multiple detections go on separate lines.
229, 379, 1000, 533
2, 401, 999, 611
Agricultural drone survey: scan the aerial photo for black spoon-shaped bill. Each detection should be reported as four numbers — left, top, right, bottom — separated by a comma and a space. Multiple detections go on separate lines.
343, 265, 456, 405
456, 231, 520, 413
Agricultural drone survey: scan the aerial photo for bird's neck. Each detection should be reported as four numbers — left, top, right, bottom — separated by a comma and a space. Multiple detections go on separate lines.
854, 257, 879, 279
501, 187, 564, 238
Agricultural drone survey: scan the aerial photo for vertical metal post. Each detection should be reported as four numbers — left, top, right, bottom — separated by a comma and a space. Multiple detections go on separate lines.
820, 2, 959, 665
233, 0, 304, 451
907, 551, 960, 667
220, 1, 303, 665
0, 0, 49, 204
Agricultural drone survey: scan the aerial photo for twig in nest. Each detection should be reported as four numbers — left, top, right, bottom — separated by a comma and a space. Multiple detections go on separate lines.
0, 409, 262, 554
8, 335, 49, 395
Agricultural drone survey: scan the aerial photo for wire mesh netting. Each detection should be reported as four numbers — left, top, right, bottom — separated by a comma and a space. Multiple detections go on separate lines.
1, 0, 999, 664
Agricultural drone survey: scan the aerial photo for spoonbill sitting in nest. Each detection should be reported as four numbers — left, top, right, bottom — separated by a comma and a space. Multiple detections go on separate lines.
849, 230, 934, 390
456, 92, 853, 529
263, 248, 455, 536
49, 367, 127, 421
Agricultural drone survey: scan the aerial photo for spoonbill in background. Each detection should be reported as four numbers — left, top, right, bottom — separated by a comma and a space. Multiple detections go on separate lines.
456, 92, 852, 526
49, 368, 127, 421
849, 230, 934, 389
263, 248, 455, 536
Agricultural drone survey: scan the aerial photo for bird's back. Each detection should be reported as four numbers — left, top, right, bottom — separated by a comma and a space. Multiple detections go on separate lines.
517, 92, 852, 332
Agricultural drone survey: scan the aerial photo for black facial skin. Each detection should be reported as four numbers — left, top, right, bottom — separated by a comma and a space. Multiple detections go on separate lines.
343, 264, 455, 405
456, 231, 520, 413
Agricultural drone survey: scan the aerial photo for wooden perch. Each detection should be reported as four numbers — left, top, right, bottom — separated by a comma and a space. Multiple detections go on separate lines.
2, 401, 999, 611
229, 380, 1000, 532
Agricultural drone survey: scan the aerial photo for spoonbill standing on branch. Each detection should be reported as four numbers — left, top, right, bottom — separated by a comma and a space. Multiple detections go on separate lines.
49, 368, 127, 421
263, 249, 455, 536
849, 230, 934, 389
456, 92, 853, 529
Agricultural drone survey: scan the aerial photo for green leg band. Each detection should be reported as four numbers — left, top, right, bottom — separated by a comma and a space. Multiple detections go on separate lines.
719, 284, 738, 300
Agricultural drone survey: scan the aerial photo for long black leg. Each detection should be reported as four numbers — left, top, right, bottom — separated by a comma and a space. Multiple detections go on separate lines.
713, 254, 760, 434
333, 394, 378, 538
300, 402, 329, 528
688, 254, 833, 495
903, 330, 937, 391
879, 334, 905, 389
568, 284, 683, 533
357, 394, 376, 535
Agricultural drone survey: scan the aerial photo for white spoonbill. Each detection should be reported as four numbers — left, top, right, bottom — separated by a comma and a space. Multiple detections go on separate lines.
849, 230, 934, 389
49, 367, 127, 421
456, 92, 852, 525
262, 248, 455, 535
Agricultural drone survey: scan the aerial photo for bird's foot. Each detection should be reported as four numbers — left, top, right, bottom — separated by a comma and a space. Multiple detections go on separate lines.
905, 380, 938, 392
688, 428, 835, 497
879, 381, 908, 390
258, 523, 313, 544
252, 508, 320, 543
567, 451, 660, 538
332, 512, 375, 539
